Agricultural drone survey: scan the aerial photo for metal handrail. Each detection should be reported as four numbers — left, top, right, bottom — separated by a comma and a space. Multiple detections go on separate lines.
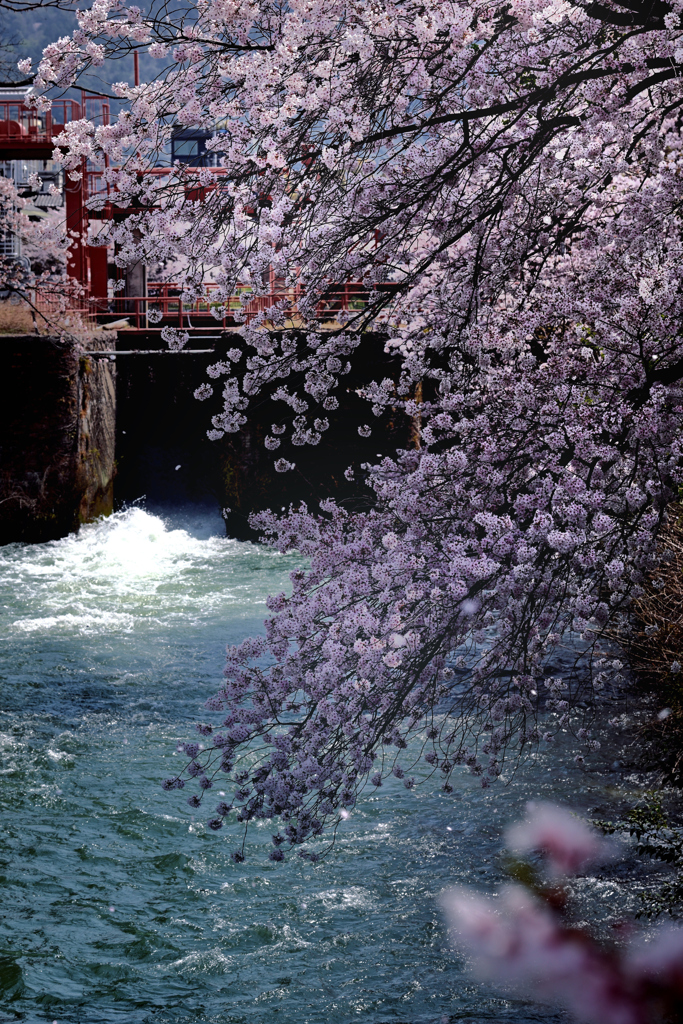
0, 99, 83, 145
90, 280, 399, 330
33, 278, 398, 330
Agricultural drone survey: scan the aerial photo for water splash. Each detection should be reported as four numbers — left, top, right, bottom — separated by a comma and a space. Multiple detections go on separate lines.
0, 507, 296, 636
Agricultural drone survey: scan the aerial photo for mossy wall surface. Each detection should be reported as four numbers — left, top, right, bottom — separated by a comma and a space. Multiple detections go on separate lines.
0, 335, 116, 544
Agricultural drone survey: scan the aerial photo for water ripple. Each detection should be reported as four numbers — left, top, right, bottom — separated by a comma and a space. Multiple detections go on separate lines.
0, 507, 631, 1024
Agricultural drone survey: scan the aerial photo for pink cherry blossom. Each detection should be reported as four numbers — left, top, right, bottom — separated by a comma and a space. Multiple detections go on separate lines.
442, 885, 642, 1024
34, 0, 683, 858
507, 802, 613, 875
443, 808, 683, 1024
626, 928, 683, 991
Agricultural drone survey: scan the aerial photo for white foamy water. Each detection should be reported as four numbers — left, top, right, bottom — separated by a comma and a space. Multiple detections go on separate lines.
1, 507, 297, 636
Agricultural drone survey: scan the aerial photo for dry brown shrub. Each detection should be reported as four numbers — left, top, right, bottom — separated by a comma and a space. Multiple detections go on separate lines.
624, 502, 683, 785
0, 298, 105, 348
0, 299, 36, 334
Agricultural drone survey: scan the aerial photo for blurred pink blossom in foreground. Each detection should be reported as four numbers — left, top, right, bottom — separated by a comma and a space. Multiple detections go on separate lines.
507, 802, 613, 876
442, 803, 683, 1024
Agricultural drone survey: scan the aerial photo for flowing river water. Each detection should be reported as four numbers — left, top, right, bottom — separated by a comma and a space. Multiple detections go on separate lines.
0, 507, 649, 1024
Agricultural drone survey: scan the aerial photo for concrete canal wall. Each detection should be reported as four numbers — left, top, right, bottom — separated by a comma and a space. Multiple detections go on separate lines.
0, 330, 411, 544
0, 334, 116, 544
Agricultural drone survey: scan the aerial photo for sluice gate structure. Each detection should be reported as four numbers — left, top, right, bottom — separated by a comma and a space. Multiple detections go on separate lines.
0, 86, 407, 543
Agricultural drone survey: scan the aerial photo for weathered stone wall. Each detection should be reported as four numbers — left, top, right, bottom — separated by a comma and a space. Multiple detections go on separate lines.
0, 335, 116, 545
76, 342, 117, 524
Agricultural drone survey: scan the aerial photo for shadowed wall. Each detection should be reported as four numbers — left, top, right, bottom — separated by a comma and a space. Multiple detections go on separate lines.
0, 335, 115, 544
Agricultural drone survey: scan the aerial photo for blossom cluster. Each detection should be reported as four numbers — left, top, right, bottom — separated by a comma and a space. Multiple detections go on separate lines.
443, 803, 683, 1024
0, 175, 69, 311
34, 0, 683, 852
161, 237, 683, 855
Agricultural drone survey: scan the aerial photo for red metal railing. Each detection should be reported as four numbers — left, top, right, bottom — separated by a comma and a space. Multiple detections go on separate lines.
83, 165, 233, 212
0, 92, 396, 331
33, 280, 91, 320
96, 281, 397, 331
0, 99, 91, 145
107, 282, 244, 330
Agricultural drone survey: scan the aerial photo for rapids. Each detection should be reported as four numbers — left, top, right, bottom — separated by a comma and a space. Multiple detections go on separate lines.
0, 507, 642, 1023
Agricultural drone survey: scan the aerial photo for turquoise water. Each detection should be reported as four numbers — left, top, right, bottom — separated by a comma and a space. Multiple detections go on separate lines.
0, 508, 635, 1024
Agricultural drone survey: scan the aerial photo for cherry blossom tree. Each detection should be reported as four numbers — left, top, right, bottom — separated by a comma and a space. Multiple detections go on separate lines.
0, 174, 28, 296
30, 0, 683, 857
0, 172, 70, 315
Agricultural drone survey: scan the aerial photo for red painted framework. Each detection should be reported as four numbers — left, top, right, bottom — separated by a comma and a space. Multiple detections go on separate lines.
0, 94, 396, 331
